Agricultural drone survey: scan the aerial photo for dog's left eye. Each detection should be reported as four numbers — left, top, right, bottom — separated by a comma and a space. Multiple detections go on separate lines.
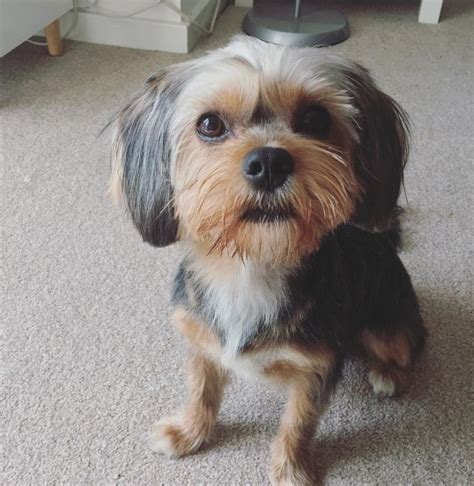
296, 105, 331, 139
196, 113, 227, 140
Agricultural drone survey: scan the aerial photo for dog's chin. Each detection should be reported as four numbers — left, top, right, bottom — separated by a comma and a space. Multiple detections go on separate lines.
212, 208, 320, 264
187, 203, 330, 264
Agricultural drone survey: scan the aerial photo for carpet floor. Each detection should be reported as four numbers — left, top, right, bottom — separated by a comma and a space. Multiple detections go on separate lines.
2, 1, 473, 484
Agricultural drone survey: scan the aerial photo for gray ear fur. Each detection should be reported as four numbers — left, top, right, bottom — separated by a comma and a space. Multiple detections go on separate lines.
111, 71, 184, 247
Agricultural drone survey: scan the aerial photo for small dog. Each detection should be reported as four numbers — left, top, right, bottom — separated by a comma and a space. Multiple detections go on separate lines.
109, 36, 426, 485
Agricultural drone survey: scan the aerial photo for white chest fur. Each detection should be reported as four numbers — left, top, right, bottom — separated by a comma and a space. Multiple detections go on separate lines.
190, 254, 290, 357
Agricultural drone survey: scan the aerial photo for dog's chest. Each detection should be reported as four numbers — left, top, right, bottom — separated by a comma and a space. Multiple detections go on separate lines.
199, 261, 289, 356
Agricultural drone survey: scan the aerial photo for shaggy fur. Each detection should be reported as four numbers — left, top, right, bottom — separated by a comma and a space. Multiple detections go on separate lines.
110, 36, 426, 485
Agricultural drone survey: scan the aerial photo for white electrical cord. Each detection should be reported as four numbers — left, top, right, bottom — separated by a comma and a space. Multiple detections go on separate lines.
162, 0, 221, 34
80, 0, 221, 35
27, 0, 79, 46
26, 39, 48, 46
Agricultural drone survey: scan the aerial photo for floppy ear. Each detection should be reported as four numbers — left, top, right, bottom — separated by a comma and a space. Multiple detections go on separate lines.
341, 63, 410, 232
109, 71, 183, 247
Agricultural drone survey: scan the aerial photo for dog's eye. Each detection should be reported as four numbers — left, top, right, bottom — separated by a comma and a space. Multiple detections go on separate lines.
297, 105, 331, 139
196, 113, 227, 140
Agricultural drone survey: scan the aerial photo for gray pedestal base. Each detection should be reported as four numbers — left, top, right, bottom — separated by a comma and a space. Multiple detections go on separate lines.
242, 0, 350, 47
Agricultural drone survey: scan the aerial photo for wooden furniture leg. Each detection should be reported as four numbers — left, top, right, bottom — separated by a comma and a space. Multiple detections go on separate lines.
44, 19, 63, 56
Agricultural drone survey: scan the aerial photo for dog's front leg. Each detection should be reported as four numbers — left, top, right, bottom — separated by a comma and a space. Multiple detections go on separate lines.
150, 349, 227, 457
150, 309, 228, 458
267, 353, 335, 486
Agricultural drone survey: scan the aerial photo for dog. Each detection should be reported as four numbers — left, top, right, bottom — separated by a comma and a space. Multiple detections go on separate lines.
109, 36, 426, 485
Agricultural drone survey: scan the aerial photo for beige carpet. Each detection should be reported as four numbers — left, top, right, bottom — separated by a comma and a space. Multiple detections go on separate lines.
2, 1, 473, 484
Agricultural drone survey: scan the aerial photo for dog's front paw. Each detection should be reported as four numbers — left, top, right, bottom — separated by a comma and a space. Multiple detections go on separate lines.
269, 461, 314, 486
149, 416, 206, 458
270, 444, 314, 486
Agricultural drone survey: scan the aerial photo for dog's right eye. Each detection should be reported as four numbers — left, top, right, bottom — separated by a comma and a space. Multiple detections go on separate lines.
196, 113, 227, 141
296, 104, 331, 139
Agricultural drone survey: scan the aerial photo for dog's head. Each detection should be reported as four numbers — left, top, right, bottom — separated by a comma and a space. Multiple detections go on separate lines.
110, 36, 409, 263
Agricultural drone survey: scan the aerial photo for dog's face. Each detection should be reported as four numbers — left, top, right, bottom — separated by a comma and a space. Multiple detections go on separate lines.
110, 36, 409, 264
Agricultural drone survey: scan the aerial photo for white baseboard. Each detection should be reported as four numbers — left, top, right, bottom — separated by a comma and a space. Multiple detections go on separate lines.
60, 0, 229, 53
235, 0, 253, 7
418, 0, 443, 24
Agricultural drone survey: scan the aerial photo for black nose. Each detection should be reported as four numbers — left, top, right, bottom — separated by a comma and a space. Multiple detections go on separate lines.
243, 147, 294, 191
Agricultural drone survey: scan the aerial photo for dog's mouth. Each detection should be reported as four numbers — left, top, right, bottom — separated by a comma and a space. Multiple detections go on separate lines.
241, 205, 295, 223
